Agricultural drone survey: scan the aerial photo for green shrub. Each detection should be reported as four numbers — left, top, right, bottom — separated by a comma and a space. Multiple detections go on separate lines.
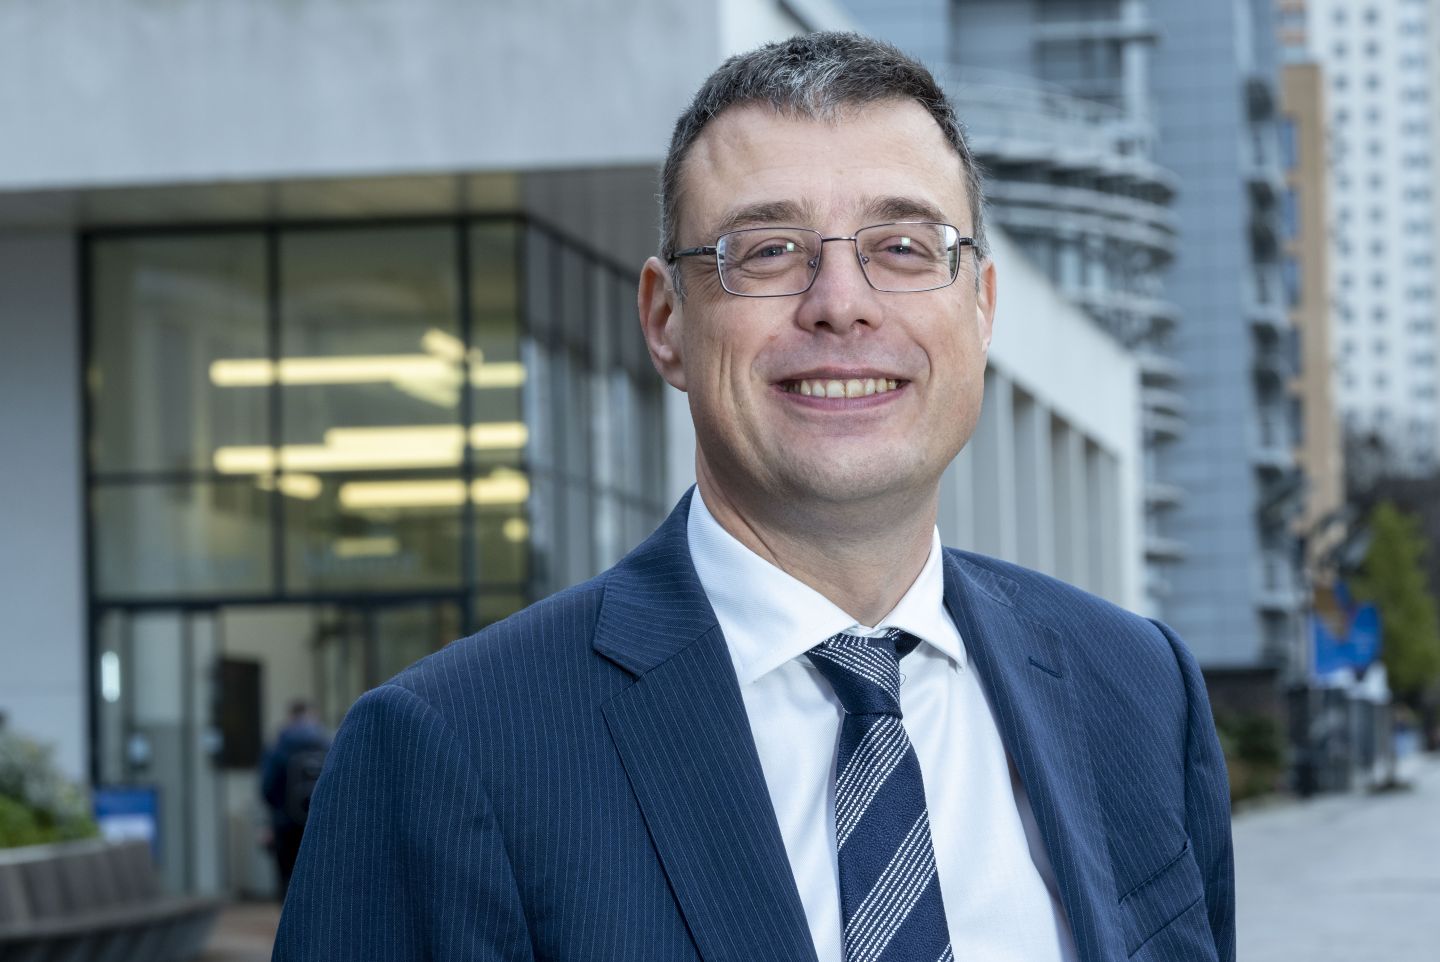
0, 727, 98, 848
1215, 712, 1286, 803
0, 794, 44, 848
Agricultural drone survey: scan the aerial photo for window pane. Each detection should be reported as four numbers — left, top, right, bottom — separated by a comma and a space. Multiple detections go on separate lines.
282, 472, 463, 592
93, 481, 271, 596
469, 223, 528, 591
91, 235, 267, 473
279, 227, 461, 465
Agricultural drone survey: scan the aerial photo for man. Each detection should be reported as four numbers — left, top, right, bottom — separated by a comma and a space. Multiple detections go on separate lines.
260, 699, 331, 902
274, 32, 1234, 962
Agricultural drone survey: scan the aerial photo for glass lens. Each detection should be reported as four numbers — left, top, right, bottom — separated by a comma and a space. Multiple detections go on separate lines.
717, 227, 820, 295
856, 223, 961, 291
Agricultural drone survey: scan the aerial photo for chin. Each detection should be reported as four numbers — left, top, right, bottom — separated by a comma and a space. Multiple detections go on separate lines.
778, 456, 932, 508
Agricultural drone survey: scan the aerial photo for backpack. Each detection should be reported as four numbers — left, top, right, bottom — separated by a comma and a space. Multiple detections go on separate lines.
284, 747, 329, 825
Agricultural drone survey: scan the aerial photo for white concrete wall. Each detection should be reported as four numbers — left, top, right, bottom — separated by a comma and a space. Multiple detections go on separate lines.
983, 228, 1143, 612
0, 232, 86, 778
0, 0, 855, 195
0, 0, 712, 191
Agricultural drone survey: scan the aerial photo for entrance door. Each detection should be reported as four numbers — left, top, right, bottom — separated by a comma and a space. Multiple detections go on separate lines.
95, 608, 225, 895
94, 598, 461, 897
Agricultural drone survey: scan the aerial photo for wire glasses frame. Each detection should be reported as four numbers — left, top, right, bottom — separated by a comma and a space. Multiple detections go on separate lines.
666, 222, 976, 297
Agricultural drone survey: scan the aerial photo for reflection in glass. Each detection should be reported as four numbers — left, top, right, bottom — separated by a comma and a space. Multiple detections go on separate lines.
93, 481, 271, 596
91, 235, 268, 473
282, 473, 464, 593
281, 228, 461, 454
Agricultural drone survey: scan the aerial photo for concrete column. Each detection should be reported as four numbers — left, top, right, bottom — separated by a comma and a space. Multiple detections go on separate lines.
1051, 419, 1089, 587
1013, 389, 1054, 574
971, 370, 1016, 560
0, 231, 86, 779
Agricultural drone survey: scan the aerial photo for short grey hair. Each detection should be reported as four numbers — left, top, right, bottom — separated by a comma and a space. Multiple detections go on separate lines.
659, 31, 988, 292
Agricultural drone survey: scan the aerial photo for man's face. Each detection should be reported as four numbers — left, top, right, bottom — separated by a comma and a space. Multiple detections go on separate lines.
639, 99, 996, 516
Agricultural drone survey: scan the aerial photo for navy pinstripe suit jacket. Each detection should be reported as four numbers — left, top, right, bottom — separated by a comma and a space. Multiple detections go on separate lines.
273, 490, 1235, 962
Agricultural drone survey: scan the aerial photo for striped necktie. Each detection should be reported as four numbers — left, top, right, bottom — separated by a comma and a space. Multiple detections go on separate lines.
808, 628, 953, 962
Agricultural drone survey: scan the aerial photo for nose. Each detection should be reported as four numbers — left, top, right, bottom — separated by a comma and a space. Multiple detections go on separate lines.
793, 237, 884, 337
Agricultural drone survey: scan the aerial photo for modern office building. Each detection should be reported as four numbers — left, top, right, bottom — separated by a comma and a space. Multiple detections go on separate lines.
1148, 0, 1309, 675
841, 0, 1183, 618
0, 0, 1140, 896
849, 0, 1313, 675
1300, 0, 1440, 474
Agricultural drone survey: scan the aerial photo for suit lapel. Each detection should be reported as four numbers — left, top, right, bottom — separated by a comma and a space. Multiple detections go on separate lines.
595, 492, 818, 962
942, 552, 1126, 962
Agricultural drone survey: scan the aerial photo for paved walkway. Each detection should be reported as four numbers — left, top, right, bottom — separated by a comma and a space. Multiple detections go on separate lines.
199, 757, 1440, 961
199, 901, 279, 962
1234, 753, 1440, 961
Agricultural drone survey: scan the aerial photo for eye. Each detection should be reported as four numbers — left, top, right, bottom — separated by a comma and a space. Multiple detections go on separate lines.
870, 233, 937, 261
746, 239, 801, 260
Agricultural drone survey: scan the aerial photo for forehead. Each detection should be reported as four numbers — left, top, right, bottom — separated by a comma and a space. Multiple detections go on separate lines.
677, 99, 970, 237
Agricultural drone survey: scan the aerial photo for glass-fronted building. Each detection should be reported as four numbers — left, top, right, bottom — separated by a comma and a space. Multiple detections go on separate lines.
84, 217, 664, 892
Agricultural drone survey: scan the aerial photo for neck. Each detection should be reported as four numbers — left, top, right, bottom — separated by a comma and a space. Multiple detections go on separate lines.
695, 468, 937, 627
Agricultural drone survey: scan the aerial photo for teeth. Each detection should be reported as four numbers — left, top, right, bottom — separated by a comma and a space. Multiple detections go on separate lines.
787, 378, 901, 396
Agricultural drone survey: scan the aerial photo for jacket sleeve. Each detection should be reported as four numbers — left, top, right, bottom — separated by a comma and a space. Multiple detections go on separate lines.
271, 683, 536, 962
1150, 619, 1237, 962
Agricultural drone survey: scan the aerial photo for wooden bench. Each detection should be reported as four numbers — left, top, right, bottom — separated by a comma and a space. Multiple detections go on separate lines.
0, 838, 222, 962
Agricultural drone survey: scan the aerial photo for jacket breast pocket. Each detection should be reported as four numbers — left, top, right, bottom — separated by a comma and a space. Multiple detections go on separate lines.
1118, 840, 1216, 960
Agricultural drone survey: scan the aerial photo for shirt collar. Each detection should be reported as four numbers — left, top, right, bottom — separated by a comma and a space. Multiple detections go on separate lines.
687, 488, 967, 686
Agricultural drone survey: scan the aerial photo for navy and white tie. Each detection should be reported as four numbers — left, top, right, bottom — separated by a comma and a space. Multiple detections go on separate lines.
808, 628, 953, 962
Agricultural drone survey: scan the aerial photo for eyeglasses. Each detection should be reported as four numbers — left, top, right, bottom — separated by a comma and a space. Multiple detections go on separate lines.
667, 222, 975, 297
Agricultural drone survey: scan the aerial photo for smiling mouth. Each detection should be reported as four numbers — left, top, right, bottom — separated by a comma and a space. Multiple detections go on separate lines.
782, 377, 904, 398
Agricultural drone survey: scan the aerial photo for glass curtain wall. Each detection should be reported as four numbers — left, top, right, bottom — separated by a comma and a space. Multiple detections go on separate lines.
87, 217, 666, 894
87, 217, 666, 619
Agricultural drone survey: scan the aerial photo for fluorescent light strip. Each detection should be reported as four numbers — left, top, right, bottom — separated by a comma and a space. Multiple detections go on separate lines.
213, 422, 528, 474
337, 471, 530, 510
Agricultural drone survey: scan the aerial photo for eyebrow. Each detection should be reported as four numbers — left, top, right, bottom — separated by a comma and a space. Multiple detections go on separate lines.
860, 195, 952, 226
704, 195, 955, 239
710, 200, 818, 237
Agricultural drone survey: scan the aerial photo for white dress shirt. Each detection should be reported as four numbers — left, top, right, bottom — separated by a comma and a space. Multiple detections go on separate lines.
687, 490, 1078, 962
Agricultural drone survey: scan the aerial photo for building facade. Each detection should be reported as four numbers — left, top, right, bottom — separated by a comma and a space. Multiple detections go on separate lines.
1279, 60, 1346, 584
1301, 0, 1440, 475
0, 0, 1142, 896
841, 0, 1182, 617
1148, 0, 1309, 673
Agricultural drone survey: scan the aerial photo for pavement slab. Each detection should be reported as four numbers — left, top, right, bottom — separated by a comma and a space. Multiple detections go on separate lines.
1233, 753, 1440, 961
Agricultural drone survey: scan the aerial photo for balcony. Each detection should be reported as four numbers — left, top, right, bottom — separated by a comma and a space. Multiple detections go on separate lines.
1246, 275, 1290, 336
1136, 349, 1182, 387
1067, 288, 1181, 341
1033, 17, 1159, 44
1252, 417, 1294, 473
1253, 335, 1296, 386
983, 179, 1177, 253
1256, 551, 1304, 613
1246, 73, 1277, 120
1144, 407, 1186, 442
1145, 532, 1188, 562
940, 70, 1177, 191
1145, 480, 1185, 511
1142, 387, 1187, 419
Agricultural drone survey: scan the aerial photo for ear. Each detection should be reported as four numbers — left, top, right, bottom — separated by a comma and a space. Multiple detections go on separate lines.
638, 256, 687, 391
975, 256, 997, 354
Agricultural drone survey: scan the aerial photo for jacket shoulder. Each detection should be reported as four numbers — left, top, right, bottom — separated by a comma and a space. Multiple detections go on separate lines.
384, 572, 616, 713
943, 547, 1186, 681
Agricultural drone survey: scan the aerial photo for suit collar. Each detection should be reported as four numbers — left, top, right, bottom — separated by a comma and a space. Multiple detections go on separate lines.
595, 490, 819, 962
941, 551, 1127, 962
592, 487, 719, 676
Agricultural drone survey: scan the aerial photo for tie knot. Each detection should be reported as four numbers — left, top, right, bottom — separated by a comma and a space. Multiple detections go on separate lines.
807, 628, 915, 716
